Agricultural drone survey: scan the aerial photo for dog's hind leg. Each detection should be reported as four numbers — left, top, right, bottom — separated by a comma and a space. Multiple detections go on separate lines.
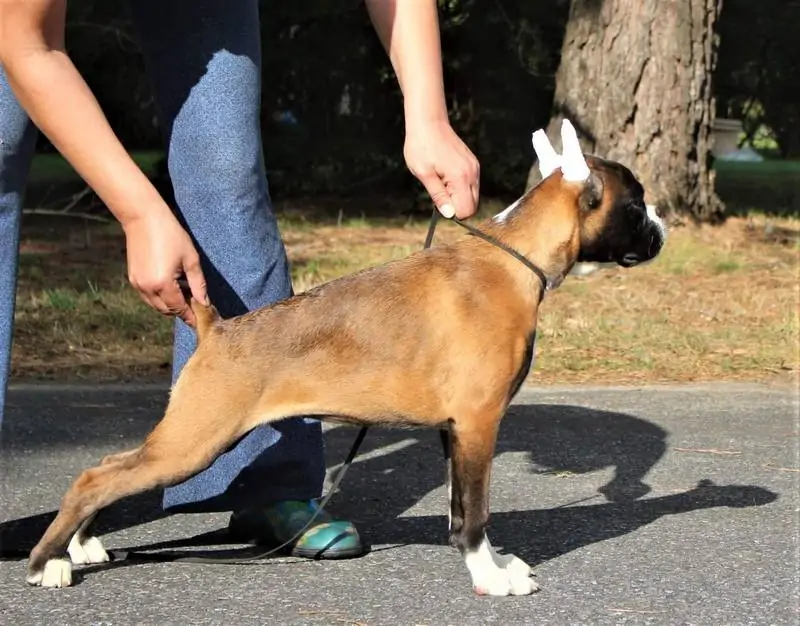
449, 413, 538, 596
66, 513, 108, 566
26, 446, 150, 588
27, 391, 248, 588
64, 450, 140, 567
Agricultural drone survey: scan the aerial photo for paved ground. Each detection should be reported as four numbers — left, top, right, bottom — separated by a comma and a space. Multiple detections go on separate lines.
0, 382, 797, 625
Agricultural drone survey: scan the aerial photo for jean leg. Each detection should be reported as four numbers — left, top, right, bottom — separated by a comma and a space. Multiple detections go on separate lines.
0, 66, 39, 431
130, 0, 324, 512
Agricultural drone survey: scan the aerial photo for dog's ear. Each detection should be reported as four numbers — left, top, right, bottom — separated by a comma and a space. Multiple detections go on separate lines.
579, 172, 604, 212
531, 118, 590, 182
532, 128, 560, 179
560, 119, 591, 182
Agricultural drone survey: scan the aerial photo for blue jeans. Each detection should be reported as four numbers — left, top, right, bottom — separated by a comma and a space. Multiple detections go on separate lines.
0, 0, 325, 512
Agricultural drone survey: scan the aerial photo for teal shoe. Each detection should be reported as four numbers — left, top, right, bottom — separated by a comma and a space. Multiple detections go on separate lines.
228, 500, 366, 559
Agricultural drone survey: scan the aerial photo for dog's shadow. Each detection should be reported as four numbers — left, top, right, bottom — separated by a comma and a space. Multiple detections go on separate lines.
318, 403, 777, 564
0, 403, 778, 582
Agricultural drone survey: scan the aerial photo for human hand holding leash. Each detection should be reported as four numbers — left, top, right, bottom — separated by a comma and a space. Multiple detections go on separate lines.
364, 0, 480, 220
404, 118, 480, 219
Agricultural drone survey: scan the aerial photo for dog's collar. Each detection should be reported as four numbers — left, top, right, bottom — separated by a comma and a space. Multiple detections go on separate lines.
436, 216, 549, 302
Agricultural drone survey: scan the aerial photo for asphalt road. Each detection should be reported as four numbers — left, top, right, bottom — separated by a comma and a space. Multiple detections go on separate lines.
1, 382, 797, 625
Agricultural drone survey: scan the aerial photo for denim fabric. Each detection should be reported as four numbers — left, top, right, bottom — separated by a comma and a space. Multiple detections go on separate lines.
0, 68, 38, 425
0, 0, 325, 512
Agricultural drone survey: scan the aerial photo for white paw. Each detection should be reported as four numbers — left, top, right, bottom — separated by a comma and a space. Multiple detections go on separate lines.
27, 558, 73, 588
67, 534, 109, 565
472, 567, 540, 596
465, 536, 539, 596
492, 551, 533, 578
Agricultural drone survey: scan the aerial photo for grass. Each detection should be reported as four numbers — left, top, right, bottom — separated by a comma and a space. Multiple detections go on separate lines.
532, 214, 799, 384
714, 159, 800, 214
11, 204, 799, 386
27, 151, 163, 184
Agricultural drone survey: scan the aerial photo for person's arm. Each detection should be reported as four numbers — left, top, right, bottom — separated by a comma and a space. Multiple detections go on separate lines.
0, 0, 206, 324
365, 0, 479, 219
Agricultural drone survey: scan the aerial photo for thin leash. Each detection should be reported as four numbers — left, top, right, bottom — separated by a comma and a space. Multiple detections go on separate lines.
1, 207, 548, 565
121, 211, 459, 563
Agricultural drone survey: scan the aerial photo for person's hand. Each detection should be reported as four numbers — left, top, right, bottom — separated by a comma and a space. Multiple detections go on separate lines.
122, 210, 208, 327
404, 119, 480, 219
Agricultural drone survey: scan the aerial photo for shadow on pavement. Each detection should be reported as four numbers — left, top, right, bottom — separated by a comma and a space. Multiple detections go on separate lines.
0, 402, 779, 585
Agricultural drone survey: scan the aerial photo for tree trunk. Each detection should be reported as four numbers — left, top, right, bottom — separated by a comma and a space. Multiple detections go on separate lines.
527, 0, 724, 222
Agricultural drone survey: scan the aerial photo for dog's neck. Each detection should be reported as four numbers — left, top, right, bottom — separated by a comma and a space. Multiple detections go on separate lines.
477, 177, 582, 296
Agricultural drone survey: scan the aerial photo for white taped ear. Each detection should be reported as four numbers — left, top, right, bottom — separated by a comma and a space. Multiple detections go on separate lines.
532, 129, 560, 179
560, 119, 590, 182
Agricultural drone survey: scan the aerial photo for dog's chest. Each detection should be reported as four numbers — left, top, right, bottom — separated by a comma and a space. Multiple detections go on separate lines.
507, 329, 537, 401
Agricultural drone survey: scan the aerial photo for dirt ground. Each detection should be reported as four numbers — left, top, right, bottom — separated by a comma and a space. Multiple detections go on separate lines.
10, 203, 799, 387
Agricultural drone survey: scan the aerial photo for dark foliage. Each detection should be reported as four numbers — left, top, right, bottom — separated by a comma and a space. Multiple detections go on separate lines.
715, 0, 800, 158
38, 0, 793, 202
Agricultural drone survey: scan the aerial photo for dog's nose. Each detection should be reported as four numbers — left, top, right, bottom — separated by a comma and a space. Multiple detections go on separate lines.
620, 253, 641, 267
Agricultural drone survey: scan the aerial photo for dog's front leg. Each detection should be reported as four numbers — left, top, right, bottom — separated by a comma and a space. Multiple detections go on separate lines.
449, 417, 538, 596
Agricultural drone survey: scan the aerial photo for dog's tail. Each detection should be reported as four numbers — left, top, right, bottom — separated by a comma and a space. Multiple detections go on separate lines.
190, 298, 221, 340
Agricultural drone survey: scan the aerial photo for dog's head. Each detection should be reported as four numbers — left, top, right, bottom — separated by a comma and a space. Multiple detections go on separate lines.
532, 120, 666, 269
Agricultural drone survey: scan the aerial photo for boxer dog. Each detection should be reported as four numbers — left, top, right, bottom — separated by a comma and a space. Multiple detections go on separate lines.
25, 120, 665, 595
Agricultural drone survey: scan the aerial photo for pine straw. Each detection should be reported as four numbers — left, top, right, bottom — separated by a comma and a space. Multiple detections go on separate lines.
11, 212, 799, 386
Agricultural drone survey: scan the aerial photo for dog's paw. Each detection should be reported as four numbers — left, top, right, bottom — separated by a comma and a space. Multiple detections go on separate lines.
472, 568, 540, 596
466, 537, 539, 596
492, 552, 533, 578
26, 558, 73, 588
67, 534, 109, 565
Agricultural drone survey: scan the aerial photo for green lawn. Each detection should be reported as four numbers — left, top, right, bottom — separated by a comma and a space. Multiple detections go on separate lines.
714, 159, 800, 214
27, 151, 163, 184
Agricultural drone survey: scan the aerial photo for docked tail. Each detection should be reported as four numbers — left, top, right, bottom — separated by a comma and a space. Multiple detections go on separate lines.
177, 276, 220, 340
190, 298, 221, 340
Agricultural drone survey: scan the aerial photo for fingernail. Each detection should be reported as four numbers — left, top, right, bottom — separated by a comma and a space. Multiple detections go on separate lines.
439, 203, 455, 219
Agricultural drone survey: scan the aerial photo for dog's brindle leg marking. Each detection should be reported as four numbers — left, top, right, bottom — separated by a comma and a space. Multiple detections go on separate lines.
450, 415, 538, 596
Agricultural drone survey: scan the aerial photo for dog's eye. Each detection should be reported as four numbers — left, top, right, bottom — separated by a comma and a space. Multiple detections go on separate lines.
585, 195, 601, 210
580, 174, 604, 211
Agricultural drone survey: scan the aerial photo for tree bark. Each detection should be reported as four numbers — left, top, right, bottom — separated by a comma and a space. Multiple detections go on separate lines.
527, 0, 724, 222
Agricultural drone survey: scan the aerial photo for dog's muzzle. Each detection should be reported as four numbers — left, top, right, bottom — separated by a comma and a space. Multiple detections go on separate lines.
620, 215, 666, 267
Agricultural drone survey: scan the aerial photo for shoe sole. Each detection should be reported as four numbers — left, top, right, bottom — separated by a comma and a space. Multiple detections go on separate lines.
290, 544, 368, 560
229, 529, 367, 560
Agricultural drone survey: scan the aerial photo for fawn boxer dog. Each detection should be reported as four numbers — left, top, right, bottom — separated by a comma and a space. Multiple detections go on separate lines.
26, 119, 665, 595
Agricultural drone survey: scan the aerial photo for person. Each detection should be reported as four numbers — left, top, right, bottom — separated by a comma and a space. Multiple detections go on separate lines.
0, 0, 480, 558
